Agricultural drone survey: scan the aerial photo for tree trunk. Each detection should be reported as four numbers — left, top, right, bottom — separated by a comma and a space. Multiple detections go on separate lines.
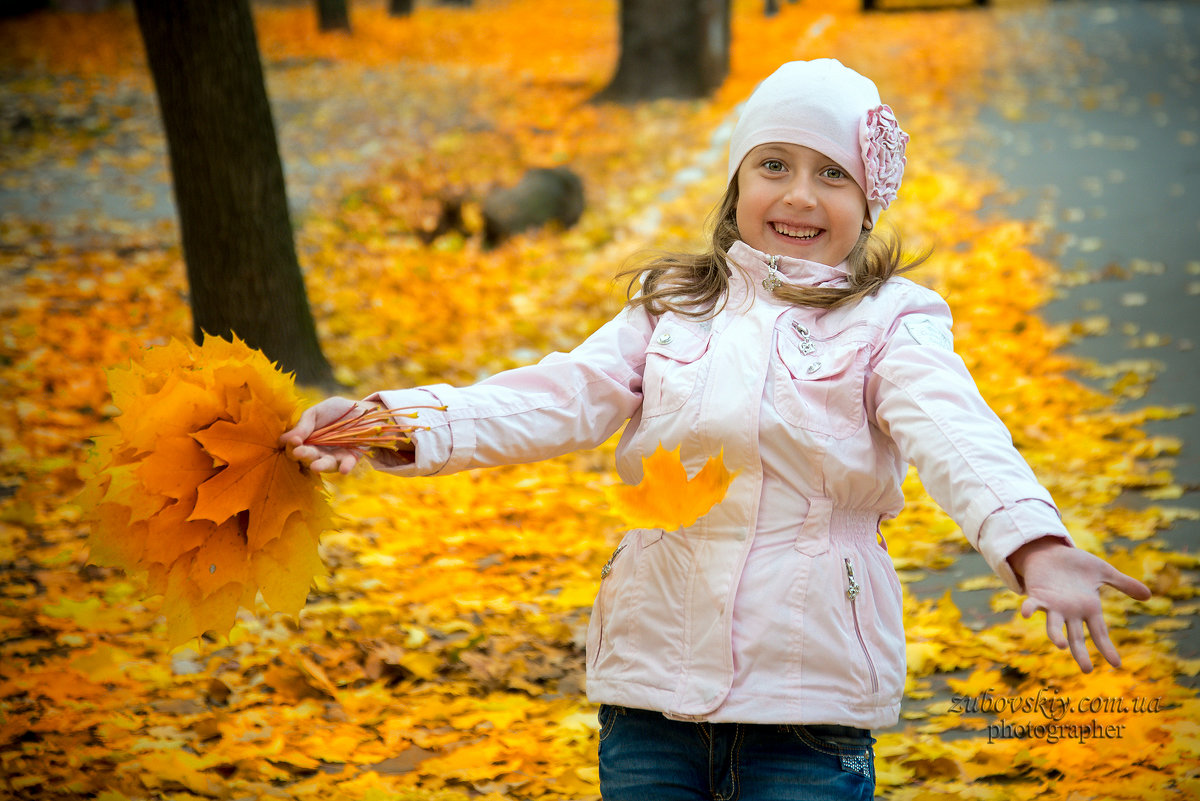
133, 0, 335, 388
388, 0, 414, 16
596, 0, 730, 102
316, 0, 350, 31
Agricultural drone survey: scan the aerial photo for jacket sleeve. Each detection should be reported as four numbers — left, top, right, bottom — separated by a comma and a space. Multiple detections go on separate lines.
866, 282, 1072, 593
367, 305, 653, 478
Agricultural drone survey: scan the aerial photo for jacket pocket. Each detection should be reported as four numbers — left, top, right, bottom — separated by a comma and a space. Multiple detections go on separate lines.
641, 319, 712, 418
774, 333, 870, 439
588, 529, 664, 670
588, 541, 622, 669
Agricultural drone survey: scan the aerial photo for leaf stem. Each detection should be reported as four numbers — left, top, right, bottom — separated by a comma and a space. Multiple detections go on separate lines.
303, 404, 445, 454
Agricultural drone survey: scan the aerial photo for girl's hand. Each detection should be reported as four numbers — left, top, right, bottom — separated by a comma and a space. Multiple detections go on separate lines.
280, 397, 376, 474
1010, 537, 1152, 672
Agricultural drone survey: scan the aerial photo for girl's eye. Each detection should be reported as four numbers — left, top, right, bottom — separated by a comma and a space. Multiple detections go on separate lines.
763, 159, 786, 173
822, 167, 847, 180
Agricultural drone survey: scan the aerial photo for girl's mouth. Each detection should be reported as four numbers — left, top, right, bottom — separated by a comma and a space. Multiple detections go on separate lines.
772, 222, 822, 240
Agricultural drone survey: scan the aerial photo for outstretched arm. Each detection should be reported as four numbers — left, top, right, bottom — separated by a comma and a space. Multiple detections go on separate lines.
282, 305, 653, 479
1008, 536, 1152, 672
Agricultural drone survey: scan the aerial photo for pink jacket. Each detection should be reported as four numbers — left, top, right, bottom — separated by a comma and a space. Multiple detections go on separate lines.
374, 240, 1072, 728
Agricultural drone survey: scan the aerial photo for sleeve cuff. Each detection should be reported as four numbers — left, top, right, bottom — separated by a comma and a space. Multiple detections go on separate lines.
976, 499, 1074, 593
364, 387, 456, 476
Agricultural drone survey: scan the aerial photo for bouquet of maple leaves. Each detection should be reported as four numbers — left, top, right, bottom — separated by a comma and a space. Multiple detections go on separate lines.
78, 335, 424, 647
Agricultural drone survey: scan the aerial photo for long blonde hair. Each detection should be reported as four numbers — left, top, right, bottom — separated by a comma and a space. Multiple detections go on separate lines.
621, 181, 929, 319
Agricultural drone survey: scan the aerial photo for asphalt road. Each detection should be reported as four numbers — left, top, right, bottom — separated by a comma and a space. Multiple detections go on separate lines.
979, 1, 1199, 482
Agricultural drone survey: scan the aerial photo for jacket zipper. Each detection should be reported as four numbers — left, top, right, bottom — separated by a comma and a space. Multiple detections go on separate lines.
844, 557, 879, 694
592, 543, 626, 668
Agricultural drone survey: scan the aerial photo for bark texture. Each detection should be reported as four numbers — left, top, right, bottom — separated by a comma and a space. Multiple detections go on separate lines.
598, 0, 730, 101
316, 0, 350, 31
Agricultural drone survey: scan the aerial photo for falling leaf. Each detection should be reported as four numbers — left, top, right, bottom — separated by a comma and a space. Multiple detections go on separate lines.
608, 443, 736, 531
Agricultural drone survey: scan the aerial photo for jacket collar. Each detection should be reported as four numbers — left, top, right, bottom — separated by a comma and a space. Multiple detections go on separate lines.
726, 241, 851, 303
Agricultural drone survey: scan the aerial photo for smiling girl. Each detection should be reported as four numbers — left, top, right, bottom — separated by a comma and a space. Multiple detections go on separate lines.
283, 59, 1149, 800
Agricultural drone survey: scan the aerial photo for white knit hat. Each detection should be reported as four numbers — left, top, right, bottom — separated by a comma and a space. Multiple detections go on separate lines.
727, 59, 909, 225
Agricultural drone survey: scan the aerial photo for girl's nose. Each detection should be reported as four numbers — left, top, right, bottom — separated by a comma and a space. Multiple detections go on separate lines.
783, 176, 817, 207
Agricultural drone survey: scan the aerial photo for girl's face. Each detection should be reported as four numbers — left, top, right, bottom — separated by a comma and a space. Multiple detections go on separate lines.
735, 142, 869, 267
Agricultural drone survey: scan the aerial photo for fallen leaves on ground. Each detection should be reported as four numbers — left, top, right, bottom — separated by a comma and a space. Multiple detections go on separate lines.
1, 0, 1197, 799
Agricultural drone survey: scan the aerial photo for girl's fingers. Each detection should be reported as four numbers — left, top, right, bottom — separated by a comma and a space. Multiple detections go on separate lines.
290, 444, 319, 463
1045, 609, 1068, 650
280, 411, 324, 448
1065, 619, 1092, 673
1104, 568, 1153, 602
1018, 557, 1148, 673
308, 454, 338, 473
282, 405, 327, 445
282, 397, 365, 455
1087, 615, 1121, 669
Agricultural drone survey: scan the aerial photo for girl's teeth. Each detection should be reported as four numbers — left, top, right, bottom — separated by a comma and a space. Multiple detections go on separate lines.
774, 223, 819, 239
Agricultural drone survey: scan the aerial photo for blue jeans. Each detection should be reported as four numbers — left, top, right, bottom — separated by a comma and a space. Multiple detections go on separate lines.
597, 705, 875, 801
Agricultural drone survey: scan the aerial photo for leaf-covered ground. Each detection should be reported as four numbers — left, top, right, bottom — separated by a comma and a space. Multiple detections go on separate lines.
2, 0, 1198, 798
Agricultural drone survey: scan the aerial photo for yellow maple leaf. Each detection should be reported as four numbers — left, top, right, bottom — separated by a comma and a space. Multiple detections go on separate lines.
85, 503, 146, 573
608, 443, 736, 531
161, 553, 241, 648
192, 518, 253, 598
252, 511, 327, 616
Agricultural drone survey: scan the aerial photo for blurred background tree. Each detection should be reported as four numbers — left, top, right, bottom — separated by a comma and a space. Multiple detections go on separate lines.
132, 0, 336, 388
316, 0, 350, 31
598, 0, 730, 101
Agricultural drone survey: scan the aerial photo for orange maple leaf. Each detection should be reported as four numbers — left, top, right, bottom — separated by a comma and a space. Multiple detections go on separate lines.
190, 399, 321, 551
142, 498, 216, 567
114, 372, 226, 455
136, 432, 220, 501
608, 443, 737, 531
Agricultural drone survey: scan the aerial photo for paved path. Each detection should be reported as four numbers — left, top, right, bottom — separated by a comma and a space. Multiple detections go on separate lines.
978, 1, 1200, 477
0, 60, 486, 236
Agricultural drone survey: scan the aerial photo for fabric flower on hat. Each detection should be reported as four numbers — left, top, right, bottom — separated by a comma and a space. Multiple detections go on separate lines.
859, 104, 909, 209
